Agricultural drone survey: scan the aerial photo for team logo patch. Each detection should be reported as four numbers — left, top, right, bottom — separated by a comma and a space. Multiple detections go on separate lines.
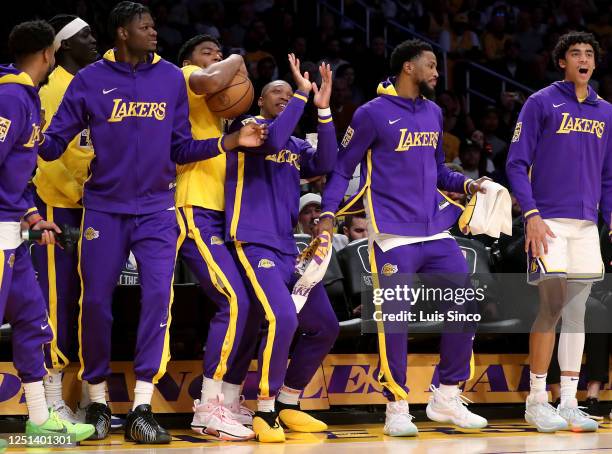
7, 253, 15, 268
0, 116, 11, 142
511, 122, 522, 143
381, 263, 398, 276
341, 126, 354, 147
258, 258, 275, 269
241, 117, 257, 126
529, 258, 539, 273
84, 227, 99, 240
210, 235, 224, 245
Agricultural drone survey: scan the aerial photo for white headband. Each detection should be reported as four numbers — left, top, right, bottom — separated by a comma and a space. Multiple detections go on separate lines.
53, 18, 89, 52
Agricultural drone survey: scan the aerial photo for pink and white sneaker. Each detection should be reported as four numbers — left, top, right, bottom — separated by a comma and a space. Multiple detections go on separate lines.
226, 395, 255, 427
191, 394, 254, 441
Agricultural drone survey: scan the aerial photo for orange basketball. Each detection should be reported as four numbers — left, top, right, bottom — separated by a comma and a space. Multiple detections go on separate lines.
206, 73, 254, 118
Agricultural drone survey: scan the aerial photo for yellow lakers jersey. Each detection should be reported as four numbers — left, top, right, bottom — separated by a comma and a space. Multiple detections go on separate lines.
175, 65, 225, 211
33, 65, 93, 208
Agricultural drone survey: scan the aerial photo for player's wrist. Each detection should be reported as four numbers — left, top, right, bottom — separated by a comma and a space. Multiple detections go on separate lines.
317, 107, 331, 115
524, 209, 540, 221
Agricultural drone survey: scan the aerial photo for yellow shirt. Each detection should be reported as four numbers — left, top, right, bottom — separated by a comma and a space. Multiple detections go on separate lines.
175, 65, 225, 211
33, 65, 94, 208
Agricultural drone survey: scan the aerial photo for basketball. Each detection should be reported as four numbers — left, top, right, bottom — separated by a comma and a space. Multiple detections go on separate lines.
206, 73, 254, 118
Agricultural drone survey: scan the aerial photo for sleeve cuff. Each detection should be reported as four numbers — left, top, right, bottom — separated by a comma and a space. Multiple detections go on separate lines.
319, 211, 335, 220
24, 207, 39, 218
293, 91, 308, 103
217, 135, 226, 154
524, 208, 539, 220
318, 114, 333, 124
463, 178, 474, 194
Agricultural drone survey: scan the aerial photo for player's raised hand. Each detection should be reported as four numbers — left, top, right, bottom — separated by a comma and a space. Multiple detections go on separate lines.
288, 53, 312, 94
525, 215, 556, 258
313, 62, 332, 108
237, 123, 268, 147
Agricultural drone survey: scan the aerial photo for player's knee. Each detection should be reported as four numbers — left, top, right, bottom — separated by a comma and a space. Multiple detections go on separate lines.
270, 308, 298, 338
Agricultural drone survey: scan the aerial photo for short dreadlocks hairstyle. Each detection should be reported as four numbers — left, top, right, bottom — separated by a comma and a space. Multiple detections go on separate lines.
108, 1, 151, 41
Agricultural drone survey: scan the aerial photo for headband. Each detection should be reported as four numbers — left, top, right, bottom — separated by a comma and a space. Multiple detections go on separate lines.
53, 18, 89, 52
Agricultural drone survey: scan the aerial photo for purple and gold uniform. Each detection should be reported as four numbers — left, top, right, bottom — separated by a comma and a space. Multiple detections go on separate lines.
175, 64, 252, 385
32, 65, 94, 370
223, 91, 339, 399
506, 81, 612, 282
321, 79, 475, 400
0, 65, 53, 383
40, 50, 230, 385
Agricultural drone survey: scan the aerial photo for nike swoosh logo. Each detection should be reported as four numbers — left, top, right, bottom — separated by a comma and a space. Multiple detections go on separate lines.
553, 103, 565, 108
160, 323, 167, 328
103, 88, 118, 94
388, 118, 401, 124
41, 324, 49, 330
45, 427, 68, 433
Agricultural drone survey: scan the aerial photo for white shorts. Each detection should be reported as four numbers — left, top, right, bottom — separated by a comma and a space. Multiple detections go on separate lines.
527, 218, 604, 285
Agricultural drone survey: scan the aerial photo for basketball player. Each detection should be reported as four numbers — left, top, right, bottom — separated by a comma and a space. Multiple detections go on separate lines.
39, 1, 266, 444
507, 31, 610, 432
0, 19, 94, 442
175, 34, 254, 440
223, 54, 339, 442
315, 39, 489, 436
31, 14, 97, 423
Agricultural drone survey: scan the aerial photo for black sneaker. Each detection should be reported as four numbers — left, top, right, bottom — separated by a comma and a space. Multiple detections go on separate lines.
276, 400, 299, 413
553, 398, 561, 408
125, 404, 171, 444
86, 402, 112, 440
582, 397, 604, 418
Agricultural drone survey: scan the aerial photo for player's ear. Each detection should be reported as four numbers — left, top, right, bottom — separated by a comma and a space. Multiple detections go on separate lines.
402, 61, 413, 75
117, 26, 128, 42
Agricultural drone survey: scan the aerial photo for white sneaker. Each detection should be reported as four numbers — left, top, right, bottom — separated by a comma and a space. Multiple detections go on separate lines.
525, 394, 568, 433
425, 385, 487, 429
49, 400, 79, 424
226, 395, 255, 427
191, 394, 255, 441
558, 401, 598, 432
384, 399, 418, 437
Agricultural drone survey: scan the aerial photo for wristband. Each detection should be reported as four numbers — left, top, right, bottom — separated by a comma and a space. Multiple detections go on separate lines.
317, 107, 331, 116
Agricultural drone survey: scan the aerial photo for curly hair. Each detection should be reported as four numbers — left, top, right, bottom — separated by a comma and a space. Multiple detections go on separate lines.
552, 31, 602, 71
390, 39, 434, 75
8, 20, 55, 59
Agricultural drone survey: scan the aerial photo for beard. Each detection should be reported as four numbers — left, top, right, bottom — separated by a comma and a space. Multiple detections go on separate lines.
418, 80, 436, 100
39, 65, 54, 87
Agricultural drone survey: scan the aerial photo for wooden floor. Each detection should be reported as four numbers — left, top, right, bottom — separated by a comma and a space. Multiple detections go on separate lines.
5, 420, 612, 453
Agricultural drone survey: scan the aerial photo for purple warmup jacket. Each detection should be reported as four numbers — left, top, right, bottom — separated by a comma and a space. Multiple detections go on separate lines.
0, 65, 41, 222
506, 81, 612, 226
40, 50, 226, 215
225, 91, 337, 254
320, 78, 471, 236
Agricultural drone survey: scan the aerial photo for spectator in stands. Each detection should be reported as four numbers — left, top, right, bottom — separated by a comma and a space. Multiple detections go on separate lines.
343, 214, 367, 243
588, 6, 612, 41
515, 9, 543, 64
439, 13, 481, 57
497, 91, 525, 142
319, 37, 349, 74
479, 106, 508, 158
437, 90, 475, 161
492, 40, 532, 89
456, 138, 494, 180
297, 193, 322, 236
423, 0, 451, 41
227, 2, 257, 48
356, 35, 388, 100
336, 63, 365, 105
483, 6, 512, 61
331, 78, 358, 142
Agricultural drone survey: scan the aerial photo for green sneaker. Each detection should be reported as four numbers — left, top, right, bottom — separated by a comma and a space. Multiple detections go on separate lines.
25, 409, 95, 443
0, 438, 7, 452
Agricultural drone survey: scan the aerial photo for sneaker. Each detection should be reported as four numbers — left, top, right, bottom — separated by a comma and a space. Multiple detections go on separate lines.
125, 404, 171, 444
558, 402, 599, 432
77, 403, 125, 429
277, 401, 327, 432
581, 397, 604, 420
525, 394, 568, 433
226, 395, 255, 427
383, 399, 418, 437
25, 409, 95, 443
0, 438, 7, 451
253, 411, 285, 443
191, 395, 254, 441
49, 400, 80, 424
426, 385, 487, 429
85, 402, 111, 440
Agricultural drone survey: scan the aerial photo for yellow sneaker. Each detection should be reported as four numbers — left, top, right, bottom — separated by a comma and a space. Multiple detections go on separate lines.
253, 411, 285, 443
278, 407, 328, 433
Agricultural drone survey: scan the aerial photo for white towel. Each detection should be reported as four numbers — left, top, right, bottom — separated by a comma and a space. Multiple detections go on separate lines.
458, 180, 512, 238
292, 231, 332, 313
0, 222, 23, 250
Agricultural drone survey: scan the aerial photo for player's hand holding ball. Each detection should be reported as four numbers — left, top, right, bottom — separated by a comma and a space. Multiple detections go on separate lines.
288, 53, 313, 94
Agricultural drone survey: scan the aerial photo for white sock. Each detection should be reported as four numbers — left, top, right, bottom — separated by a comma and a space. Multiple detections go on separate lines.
132, 380, 154, 410
201, 377, 223, 403
24, 381, 50, 425
43, 370, 63, 406
79, 381, 90, 409
560, 375, 579, 407
88, 381, 107, 405
257, 398, 275, 413
529, 372, 547, 397
222, 381, 241, 408
277, 385, 301, 406
438, 384, 459, 398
